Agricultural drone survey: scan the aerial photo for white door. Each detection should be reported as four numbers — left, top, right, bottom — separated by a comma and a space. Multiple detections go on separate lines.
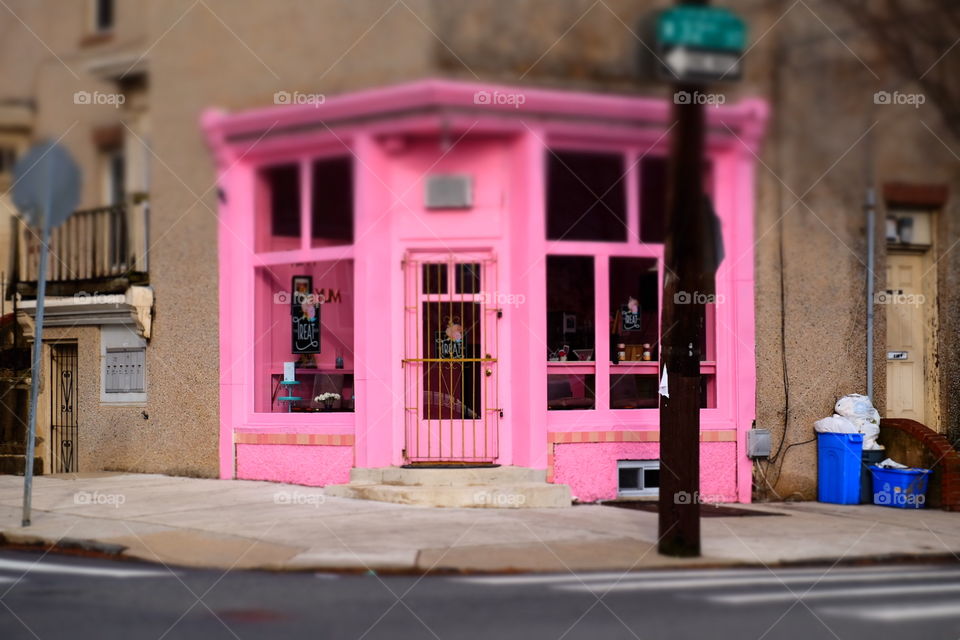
885, 253, 926, 423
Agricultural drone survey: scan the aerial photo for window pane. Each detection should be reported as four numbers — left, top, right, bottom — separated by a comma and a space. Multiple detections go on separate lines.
548, 374, 595, 410
256, 164, 300, 253
639, 156, 667, 243
421, 301, 481, 420
610, 374, 658, 409
311, 157, 353, 247
547, 151, 627, 242
701, 374, 716, 409
547, 256, 594, 361
254, 260, 354, 412
422, 263, 447, 294
96, 0, 114, 31
639, 157, 714, 244
455, 263, 480, 294
609, 257, 659, 363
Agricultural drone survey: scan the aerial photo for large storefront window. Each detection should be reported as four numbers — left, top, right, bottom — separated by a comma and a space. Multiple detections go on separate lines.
251, 153, 355, 414
254, 260, 354, 412
545, 148, 717, 413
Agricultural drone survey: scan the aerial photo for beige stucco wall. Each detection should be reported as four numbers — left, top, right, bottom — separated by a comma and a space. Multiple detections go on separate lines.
3, 0, 959, 493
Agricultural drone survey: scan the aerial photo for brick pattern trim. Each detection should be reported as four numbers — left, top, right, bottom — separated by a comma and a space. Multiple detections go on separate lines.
234, 432, 354, 446
546, 429, 737, 482
880, 418, 960, 511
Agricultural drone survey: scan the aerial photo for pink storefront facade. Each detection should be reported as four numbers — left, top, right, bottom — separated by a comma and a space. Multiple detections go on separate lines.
202, 79, 767, 503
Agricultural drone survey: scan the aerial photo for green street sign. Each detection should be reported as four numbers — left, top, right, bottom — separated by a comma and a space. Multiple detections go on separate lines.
657, 6, 747, 52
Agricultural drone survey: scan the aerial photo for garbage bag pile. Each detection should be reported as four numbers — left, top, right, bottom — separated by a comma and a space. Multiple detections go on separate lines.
813, 394, 884, 450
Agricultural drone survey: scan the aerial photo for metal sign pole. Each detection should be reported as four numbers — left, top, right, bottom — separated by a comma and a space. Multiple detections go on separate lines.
22, 212, 49, 527
12, 141, 81, 528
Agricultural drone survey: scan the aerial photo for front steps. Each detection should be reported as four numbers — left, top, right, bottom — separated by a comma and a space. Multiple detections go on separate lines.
324, 466, 572, 508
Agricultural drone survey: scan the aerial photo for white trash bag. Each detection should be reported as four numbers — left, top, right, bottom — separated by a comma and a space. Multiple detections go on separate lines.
814, 414, 859, 434
834, 394, 883, 450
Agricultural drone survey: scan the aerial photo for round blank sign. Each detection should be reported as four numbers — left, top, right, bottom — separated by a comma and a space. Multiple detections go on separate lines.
12, 141, 81, 230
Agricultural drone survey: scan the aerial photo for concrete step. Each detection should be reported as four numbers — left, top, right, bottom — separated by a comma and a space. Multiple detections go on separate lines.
324, 481, 571, 508
349, 466, 546, 486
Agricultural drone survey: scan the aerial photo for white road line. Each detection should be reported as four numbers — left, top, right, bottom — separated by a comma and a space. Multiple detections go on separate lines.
0, 558, 172, 578
555, 570, 960, 593
455, 565, 953, 586
706, 581, 960, 605
821, 601, 960, 622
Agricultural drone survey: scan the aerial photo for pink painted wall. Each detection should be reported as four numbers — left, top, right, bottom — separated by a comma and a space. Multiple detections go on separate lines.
202, 79, 767, 499
553, 442, 738, 503
236, 444, 352, 486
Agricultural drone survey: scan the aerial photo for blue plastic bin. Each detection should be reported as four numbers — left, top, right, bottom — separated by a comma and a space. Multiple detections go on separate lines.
817, 433, 863, 504
870, 466, 931, 509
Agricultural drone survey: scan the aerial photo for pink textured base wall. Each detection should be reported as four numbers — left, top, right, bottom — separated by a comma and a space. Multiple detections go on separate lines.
553, 442, 739, 503
236, 444, 352, 486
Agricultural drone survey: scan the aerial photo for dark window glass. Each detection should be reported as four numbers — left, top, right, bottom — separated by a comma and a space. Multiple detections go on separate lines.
610, 374, 659, 409
609, 257, 659, 363
701, 374, 716, 409
455, 263, 481, 294
0, 146, 16, 174
547, 374, 596, 410
639, 157, 714, 244
95, 0, 114, 31
267, 164, 300, 236
619, 467, 640, 490
311, 157, 353, 247
421, 302, 481, 419
546, 151, 627, 242
108, 150, 125, 206
644, 467, 660, 488
422, 263, 448, 294
639, 156, 667, 243
546, 256, 594, 361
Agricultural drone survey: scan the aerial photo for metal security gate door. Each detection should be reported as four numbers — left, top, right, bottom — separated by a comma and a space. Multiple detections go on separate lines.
403, 252, 499, 463
50, 344, 78, 473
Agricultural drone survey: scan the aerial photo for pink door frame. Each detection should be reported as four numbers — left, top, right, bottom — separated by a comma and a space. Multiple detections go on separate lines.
202, 79, 767, 500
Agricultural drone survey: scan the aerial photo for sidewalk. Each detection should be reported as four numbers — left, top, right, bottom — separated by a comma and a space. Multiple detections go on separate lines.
1, 473, 958, 573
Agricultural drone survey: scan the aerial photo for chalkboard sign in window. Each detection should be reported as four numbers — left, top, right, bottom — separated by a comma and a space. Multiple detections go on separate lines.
620, 297, 642, 332
291, 275, 320, 354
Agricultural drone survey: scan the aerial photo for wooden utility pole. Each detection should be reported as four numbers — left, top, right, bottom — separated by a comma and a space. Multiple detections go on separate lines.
657, 0, 710, 557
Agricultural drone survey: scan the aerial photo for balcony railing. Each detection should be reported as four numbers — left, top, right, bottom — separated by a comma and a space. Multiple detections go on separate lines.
16, 200, 149, 285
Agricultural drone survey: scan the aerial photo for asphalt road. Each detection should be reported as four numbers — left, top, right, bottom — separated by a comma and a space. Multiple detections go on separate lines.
0, 548, 958, 639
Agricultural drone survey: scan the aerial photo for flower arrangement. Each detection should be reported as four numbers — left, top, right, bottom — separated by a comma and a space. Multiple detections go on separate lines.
315, 392, 341, 409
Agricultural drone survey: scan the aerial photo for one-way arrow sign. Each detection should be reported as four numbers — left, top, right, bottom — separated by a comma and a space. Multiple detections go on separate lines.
660, 46, 742, 83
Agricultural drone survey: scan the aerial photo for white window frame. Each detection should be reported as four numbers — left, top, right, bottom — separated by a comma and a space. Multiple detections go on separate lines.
100, 325, 146, 404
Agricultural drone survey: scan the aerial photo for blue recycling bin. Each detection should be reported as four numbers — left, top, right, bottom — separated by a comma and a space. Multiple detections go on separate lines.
871, 466, 931, 509
817, 433, 863, 504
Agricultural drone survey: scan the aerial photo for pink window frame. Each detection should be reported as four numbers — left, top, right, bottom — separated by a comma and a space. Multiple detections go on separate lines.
539, 142, 722, 431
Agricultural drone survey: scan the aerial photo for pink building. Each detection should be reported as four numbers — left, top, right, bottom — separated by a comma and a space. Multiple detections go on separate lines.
202, 79, 767, 503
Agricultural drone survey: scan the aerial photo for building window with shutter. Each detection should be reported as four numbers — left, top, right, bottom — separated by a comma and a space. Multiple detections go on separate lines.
104, 348, 145, 393
100, 326, 147, 404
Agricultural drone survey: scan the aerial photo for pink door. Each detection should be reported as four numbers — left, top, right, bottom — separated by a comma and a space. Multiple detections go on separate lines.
403, 252, 499, 463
